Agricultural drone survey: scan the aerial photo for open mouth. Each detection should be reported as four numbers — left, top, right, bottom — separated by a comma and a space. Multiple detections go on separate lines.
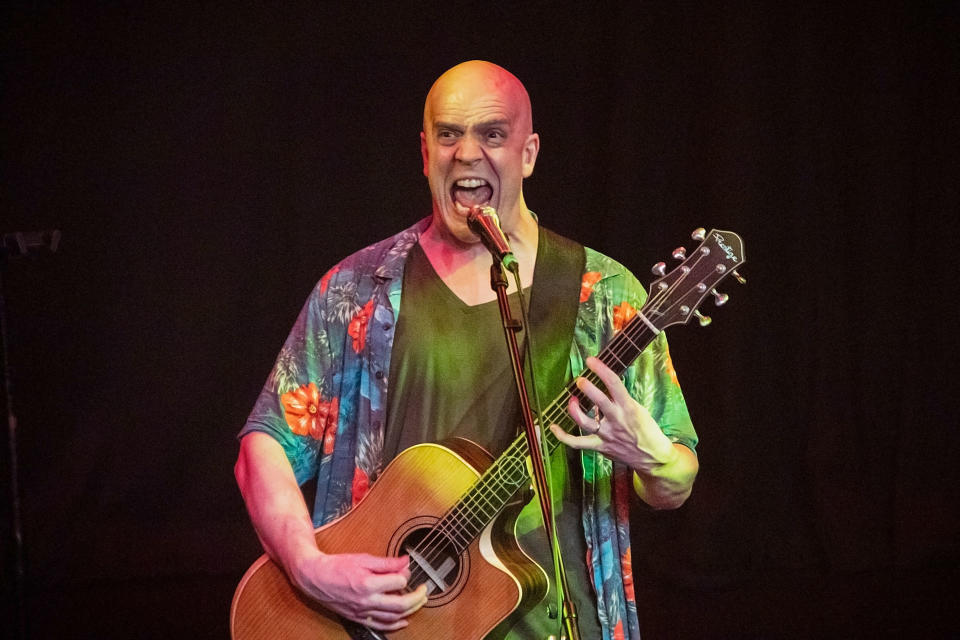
451, 178, 493, 215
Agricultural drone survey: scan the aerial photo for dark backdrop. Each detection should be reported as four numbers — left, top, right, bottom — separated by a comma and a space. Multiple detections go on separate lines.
2, 2, 958, 638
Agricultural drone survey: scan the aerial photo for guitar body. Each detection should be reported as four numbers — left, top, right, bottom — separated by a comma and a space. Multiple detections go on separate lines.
230, 439, 548, 640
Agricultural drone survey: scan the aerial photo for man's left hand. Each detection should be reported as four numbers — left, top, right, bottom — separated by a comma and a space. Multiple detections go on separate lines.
550, 356, 679, 472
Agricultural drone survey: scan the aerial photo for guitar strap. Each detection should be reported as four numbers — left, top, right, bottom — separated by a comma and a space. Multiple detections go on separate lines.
526, 226, 586, 407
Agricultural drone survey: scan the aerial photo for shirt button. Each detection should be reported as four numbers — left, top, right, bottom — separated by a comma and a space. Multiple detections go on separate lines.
375, 370, 384, 379
382, 323, 392, 330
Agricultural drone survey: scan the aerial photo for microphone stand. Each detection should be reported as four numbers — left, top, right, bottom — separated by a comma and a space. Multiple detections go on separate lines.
487, 260, 581, 640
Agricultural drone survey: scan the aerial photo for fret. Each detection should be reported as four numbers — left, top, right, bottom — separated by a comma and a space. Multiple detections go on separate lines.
606, 350, 628, 369
463, 493, 496, 520
416, 297, 672, 559
445, 526, 472, 550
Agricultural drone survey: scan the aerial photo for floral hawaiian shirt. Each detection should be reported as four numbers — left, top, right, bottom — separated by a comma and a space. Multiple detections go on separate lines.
241, 217, 697, 640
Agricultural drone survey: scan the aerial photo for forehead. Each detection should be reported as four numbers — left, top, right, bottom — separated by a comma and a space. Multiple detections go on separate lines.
430, 88, 514, 124
424, 66, 530, 129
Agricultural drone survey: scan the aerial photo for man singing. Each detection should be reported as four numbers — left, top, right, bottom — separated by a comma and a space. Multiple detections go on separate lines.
235, 60, 699, 639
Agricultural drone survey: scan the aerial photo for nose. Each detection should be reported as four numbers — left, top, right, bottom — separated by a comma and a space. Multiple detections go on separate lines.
454, 134, 482, 164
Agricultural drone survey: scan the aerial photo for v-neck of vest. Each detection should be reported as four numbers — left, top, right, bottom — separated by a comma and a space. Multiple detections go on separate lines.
411, 240, 532, 310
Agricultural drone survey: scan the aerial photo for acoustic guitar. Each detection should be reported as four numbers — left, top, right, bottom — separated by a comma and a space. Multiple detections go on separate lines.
231, 228, 746, 640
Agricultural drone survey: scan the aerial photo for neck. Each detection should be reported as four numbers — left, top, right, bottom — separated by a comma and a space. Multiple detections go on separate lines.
420, 207, 539, 306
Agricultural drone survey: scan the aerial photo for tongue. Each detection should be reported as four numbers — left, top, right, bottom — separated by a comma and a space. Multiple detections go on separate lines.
453, 185, 493, 207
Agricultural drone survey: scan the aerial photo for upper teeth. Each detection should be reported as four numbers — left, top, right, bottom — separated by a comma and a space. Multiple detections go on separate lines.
456, 178, 488, 188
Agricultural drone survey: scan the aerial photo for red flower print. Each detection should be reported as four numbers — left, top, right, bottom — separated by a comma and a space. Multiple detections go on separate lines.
621, 546, 635, 602
319, 266, 339, 294
280, 382, 321, 437
322, 397, 339, 453
580, 271, 603, 302
348, 299, 375, 353
280, 383, 339, 444
613, 619, 625, 640
351, 467, 370, 506
612, 301, 637, 333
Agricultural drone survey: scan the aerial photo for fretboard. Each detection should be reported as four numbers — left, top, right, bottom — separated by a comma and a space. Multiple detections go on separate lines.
419, 311, 661, 555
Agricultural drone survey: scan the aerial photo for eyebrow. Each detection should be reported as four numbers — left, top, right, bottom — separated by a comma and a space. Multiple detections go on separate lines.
434, 119, 511, 130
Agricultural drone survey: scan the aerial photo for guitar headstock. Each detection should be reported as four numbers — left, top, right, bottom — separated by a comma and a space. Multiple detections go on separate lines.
644, 228, 746, 330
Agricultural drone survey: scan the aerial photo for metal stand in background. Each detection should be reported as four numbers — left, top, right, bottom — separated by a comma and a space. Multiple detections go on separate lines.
1, 230, 61, 640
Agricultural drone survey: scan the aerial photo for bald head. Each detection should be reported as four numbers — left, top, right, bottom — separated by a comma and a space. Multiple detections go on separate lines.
419, 60, 540, 243
423, 60, 533, 135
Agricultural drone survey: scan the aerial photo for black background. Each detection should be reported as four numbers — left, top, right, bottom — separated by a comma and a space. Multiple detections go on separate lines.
2, 2, 958, 638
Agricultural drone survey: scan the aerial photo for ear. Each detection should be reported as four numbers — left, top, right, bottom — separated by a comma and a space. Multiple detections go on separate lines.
420, 131, 429, 177
521, 133, 540, 178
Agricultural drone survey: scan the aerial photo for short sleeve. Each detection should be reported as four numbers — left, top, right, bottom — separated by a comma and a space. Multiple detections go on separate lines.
239, 274, 339, 484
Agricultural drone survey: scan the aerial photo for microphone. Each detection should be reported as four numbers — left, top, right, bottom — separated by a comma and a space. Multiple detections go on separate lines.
467, 207, 519, 272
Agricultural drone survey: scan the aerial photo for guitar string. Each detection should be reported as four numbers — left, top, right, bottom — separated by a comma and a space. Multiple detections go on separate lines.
404, 315, 668, 590
400, 267, 690, 591
416, 248, 712, 550
401, 264, 696, 591
401, 250, 713, 591
400, 362, 584, 588
402, 319, 658, 591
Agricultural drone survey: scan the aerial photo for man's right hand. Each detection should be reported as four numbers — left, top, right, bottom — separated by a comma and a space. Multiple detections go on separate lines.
236, 434, 429, 632
289, 551, 429, 632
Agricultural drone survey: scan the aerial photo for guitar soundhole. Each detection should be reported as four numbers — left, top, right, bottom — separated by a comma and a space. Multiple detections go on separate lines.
387, 516, 469, 608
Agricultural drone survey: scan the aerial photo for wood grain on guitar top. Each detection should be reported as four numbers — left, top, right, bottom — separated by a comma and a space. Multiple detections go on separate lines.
230, 440, 547, 639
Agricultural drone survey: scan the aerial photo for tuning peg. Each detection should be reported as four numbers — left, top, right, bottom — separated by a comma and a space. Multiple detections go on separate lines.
691, 228, 706, 241
672, 247, 686, 260
652, 261, 667, 276
711, 289, 729, 306
693, 310, 712, 327
731, 270, 746, 285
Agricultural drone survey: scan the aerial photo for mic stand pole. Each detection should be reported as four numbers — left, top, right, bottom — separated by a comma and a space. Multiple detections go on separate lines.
488, 261, 581, 640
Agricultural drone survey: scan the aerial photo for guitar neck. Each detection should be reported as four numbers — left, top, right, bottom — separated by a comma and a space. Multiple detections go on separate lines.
436, 313, 661, 552
430, 227, 746, 554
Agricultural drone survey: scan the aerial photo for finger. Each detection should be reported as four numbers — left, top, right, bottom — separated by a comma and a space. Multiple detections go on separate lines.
366, 586, 429, 613
359, 608, 409, 624
575, 373, 616, 417
379, 585, 428, 618
355, 614, 408, 632
567, 394, 598, 432
585, 356, 633, 406
549, 423, 602, 451
408, 584, 429, 611
362, 571, 409, 594
358, 604, 420, 625
356, 553, 410, 575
